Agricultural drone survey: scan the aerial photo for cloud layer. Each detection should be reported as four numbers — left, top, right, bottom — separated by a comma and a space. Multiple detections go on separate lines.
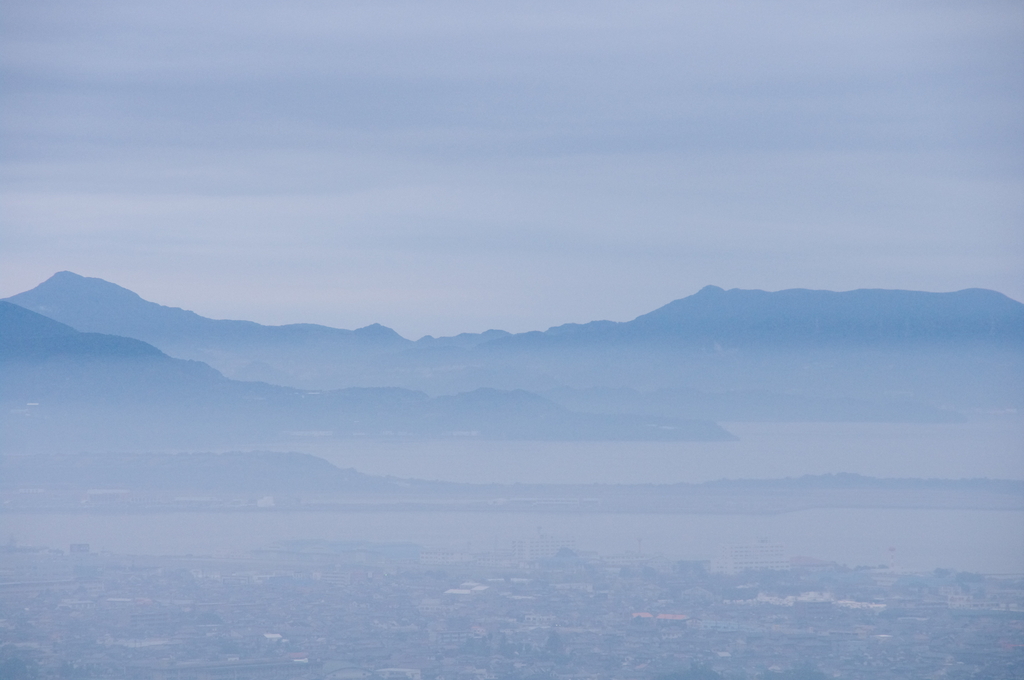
2, 1, 1021, 337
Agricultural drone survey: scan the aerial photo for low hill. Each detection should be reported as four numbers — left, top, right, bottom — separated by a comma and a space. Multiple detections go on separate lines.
2, 452, 1019, 514
0, 300, 164, 361
0, 303, 732, 451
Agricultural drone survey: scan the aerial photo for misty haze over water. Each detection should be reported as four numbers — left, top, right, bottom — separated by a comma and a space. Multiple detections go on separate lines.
297, 422, 1024, 484
4, 421, 1021, 573
5, 507, 1023, 575
2, 1, 1023, 677
2, 270, 1023, 679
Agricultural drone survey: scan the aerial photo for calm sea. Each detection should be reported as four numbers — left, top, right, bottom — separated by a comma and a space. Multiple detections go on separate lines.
4, 422, 1021, 573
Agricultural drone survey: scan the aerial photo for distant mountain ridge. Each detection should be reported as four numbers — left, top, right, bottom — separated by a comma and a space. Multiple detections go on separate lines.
0, 300, 164, 362
3, 452, 1020, 514
532, 285, 1023, 348
5, 271, 410, 349
7, 273, 1022, 352
0, 301, 732, 451
5, 272, 1023, 421
8, 450, 1020, 494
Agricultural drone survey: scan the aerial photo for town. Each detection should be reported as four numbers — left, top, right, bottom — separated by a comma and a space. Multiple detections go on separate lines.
2, 538, 1022, 679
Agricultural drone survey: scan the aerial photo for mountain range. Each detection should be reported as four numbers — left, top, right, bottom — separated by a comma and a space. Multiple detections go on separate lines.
2, 272, 1022, 452
0, 300, 731, 452
11, 272, 1021, 353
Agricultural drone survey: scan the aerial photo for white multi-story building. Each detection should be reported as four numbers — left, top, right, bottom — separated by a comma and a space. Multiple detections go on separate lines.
712, 540, 788, 575
511, 534, 575, 561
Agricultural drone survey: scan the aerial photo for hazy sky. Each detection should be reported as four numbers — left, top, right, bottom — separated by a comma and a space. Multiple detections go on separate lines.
2, 1, 1022, 338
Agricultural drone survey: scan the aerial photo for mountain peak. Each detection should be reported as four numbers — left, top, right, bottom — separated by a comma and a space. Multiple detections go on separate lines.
5, 271, 196, 338
35, 271, 144, 301
353, 323, 409, 344
3, 273, 414, 375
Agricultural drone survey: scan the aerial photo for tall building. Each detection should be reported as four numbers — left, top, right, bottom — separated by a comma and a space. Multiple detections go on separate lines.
511, 534, 575, 561
712, 539, 788, 575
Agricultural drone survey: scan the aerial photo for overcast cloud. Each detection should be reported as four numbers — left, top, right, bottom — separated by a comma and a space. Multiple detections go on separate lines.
1, 1, 1021, 337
